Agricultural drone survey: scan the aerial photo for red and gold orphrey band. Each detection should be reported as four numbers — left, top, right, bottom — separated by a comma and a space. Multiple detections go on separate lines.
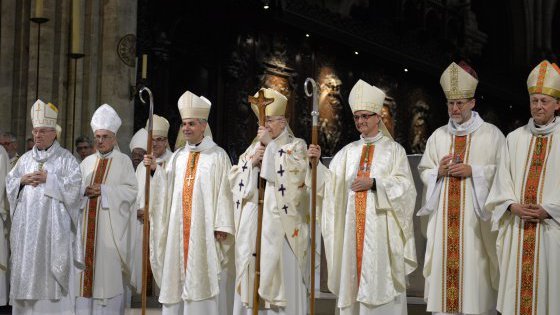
81, 158, 111, 297
517, 136, 549, 315
443, 135, 468, 312
182, 152, 200, 271
355, 143, 375, 283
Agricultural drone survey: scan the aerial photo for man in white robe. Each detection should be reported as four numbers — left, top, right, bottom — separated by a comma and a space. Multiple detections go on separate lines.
131, 114, 172, 296
77, 104, 138, 315
308, 79, 417, 315
418, 62, 504, 315
230, 88, 309, 315
148, 91, 235, 315
6, 100, 83, 315
485, 60, 560, 315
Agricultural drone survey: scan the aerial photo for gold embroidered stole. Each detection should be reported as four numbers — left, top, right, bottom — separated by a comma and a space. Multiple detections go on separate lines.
355, 143, 375, 284
516, 135, 550, 315
442, 135, 470, 312
81, 157, 112, 297
182, 152, 200, 272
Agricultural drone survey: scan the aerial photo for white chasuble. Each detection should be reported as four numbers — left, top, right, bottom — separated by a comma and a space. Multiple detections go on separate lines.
149, 136, 234, 314
318, 133, 417, 314
418, 120, 504, 314
6, 141, 83, 313
229, 128, 309, 314
130, 149, 172, 294
485, 119, 560, 315
77, 150, 138, 302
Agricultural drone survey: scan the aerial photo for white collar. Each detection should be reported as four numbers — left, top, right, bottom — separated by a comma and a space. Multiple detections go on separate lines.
528, 116, 560, 135
447, 111, 484, 136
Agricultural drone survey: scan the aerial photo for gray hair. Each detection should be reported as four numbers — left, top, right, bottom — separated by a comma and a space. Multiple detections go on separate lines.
75, 135, 94, 147
0, 131, 16, 142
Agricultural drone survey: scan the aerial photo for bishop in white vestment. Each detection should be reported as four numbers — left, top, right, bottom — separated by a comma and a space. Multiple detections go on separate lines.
131, 114, 173, 296
309, 80, 417, 315
230, 88, 309, 315
6, 100, 83, 315
76, 104, 138, 315
149, 91, 235, 315
418, 62, 503, 315
485, 60, 560, 315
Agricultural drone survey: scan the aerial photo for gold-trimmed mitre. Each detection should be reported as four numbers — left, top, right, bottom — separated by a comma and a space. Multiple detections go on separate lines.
31, 99, 58, 129
348, 79, 385, 114
178, 91, 211, 120
440, 62, 478, 100
250, 88, 288, 117
147, 114, 170, 138
527, 60, 560, 98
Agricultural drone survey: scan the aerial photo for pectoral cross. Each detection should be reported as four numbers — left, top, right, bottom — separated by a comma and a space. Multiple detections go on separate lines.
38, 162, 44, 171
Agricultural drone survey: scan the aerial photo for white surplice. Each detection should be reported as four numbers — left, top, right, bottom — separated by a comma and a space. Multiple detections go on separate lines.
77, 150, 138, 312
149, 136, 234, 314
6, 141, 83, 314
485, 118, 560, 315
130, 149, 172, 294
418, 113, 504, 314
318, 133, 417, 315
229, 128, 309, 315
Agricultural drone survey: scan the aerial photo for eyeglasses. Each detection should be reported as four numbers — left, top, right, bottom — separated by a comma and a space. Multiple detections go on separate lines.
152, 137, 168, 143
95, 135, 114, 142
76, 145, 91, 151
353, 113, 376, 121
32, 128, 55, 135
447, 99, 472, 110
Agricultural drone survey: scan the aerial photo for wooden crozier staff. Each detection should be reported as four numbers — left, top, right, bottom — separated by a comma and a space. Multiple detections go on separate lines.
139, 87, 154, 315
304, 78, 319, 315
248, 90, 274, 315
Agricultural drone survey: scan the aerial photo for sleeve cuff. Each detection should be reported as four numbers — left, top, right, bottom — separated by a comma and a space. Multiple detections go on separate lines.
374, 177, 391, 210
43, 173, 63, 202
100, 184, 109, 209
261, 142, 279, 183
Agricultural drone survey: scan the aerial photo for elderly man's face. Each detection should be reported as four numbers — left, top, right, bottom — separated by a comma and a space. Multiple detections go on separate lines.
76, 141, 95, 160
264, 116, 286, 139
94, 129, 117, 154
530, 93, 560, 125
32, 127, 57, 150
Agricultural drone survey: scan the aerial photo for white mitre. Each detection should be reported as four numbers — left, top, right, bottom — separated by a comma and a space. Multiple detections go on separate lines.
129, 128, 148, 152
31, 99, 58, 129
348, 79, 393, 140
177, 91, 211, 120
91, 104, 122, 134
146, 114, 170, 138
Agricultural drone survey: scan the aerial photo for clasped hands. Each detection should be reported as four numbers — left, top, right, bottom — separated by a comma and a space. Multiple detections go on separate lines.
85, 183, 102, 198
438, 154, 472, 179
20, 171, 47, 187
308, 144, 373, 192
509, 203, 550, 222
